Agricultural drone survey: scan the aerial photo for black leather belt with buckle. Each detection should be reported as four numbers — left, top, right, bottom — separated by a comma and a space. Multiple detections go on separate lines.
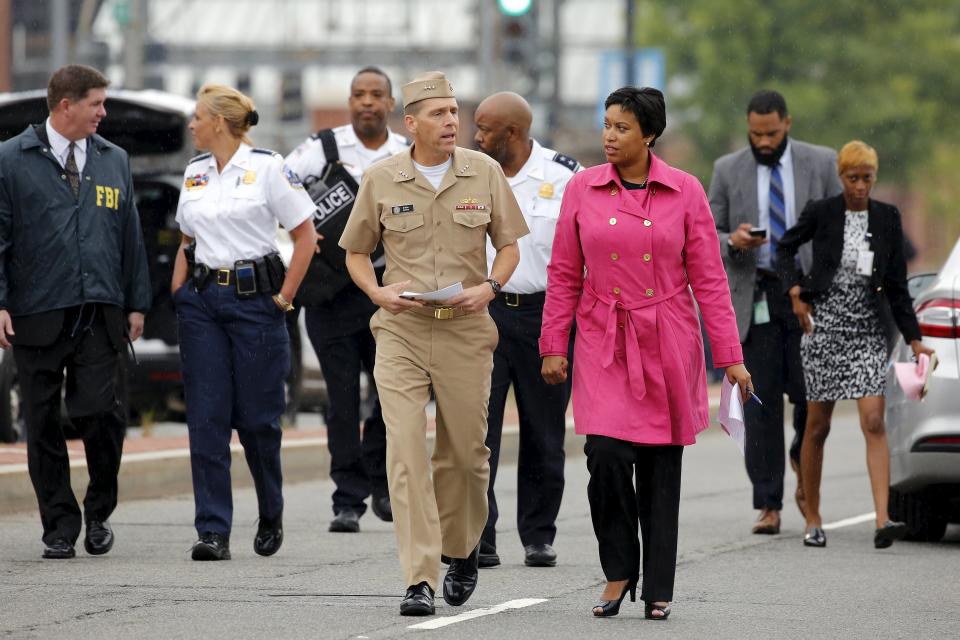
497, 291, 546, 307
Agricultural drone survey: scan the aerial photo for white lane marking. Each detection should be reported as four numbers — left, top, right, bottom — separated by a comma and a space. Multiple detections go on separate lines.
822, 512, 876, 530
408, 598, 548, 630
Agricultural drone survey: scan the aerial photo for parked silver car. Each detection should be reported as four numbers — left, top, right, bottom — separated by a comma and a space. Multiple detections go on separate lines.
885, 237, 960, 541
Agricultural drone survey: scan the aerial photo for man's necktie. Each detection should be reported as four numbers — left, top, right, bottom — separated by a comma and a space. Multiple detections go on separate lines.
65, 142, 80, 198
768, 164, 786, 257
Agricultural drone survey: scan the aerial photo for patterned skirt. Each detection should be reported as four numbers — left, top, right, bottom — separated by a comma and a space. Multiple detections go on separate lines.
801, 280, 886, 402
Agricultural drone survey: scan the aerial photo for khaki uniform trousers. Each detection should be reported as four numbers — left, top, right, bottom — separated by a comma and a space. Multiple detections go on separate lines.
370, 307, 498, 590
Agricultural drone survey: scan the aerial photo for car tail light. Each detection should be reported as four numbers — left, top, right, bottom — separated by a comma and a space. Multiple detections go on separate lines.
912, 435, 960, 453
916, 298, 960, 339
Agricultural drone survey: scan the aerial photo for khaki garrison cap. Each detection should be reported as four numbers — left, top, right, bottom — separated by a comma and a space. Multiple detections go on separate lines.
402, 71, 455, 108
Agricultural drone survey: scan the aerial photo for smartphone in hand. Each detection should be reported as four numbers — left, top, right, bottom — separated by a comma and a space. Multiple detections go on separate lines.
749, 227, 767, 238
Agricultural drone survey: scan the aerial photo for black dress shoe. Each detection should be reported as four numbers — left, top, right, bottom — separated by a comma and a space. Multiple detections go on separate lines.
874, 520, 908, 549
400, 581, 435, 616
84, 520, 114, 556
442, 545, 480, 606
42, 538, 75, 559
254, 516, 283, 556
371, 495, 393, 523
803, 527, 827, 548
524, 543, 557, 567
191, 532, 231, 561
329, 510, 361, 533
478, 540, 500, 568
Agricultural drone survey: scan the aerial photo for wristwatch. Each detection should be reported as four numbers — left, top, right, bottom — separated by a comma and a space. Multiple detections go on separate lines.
485, 278, 502, 295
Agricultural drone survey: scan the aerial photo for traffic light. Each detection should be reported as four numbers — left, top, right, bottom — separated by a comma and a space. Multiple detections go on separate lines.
497, 0, 533, 16
499, 2, 537, 68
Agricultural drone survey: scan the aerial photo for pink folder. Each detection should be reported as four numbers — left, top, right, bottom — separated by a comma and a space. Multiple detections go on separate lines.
894, 353, 938, 401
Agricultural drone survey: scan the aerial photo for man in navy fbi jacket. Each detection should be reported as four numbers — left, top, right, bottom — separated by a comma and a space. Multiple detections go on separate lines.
0, 65, 151, 559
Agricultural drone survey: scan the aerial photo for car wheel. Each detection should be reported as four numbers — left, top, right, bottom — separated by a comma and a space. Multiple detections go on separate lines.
889, 487, 948, 542
0, 353, 24, 443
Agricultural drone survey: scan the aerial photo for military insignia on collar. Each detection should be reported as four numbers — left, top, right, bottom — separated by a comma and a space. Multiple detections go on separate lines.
185, 173, 209, 190
538, 182, 555, 198
282, 165, 303, 189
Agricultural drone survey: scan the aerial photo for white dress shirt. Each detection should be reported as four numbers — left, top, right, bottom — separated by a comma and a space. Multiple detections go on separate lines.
176, 143, 315, 268
285, 123, 409, 184
756, 139, 796, 269
45, 117, 87, 174
485, 139, 580, 294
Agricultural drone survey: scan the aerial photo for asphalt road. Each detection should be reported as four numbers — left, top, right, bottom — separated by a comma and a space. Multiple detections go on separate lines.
1, 407, 958, 639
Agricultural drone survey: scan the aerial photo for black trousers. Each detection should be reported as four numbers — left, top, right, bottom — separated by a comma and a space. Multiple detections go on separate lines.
585, 436, 683, 603
742, 273, 807, 511
304, 306, 387, 515
483, 296, 570, 548
13, 308, 125, 545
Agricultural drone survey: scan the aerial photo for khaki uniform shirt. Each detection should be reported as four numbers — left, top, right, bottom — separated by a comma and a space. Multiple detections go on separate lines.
339, 146, 529, 293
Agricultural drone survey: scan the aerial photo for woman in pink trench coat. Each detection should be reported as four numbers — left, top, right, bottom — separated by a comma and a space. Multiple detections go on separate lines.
541, 87, 752, 620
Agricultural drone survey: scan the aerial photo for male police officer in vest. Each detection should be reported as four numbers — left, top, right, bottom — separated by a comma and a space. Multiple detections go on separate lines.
473, 92, 579, 569
0, 65, 151, 559
341, 72, 528, 616
286, 67, 408, 533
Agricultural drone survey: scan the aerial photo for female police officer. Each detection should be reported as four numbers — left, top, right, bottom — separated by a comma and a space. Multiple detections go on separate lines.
170, 84, 317, 560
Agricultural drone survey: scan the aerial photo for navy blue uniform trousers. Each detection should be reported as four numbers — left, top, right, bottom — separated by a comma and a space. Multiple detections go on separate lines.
175, 282, 289, 536
483, 295, 570, 548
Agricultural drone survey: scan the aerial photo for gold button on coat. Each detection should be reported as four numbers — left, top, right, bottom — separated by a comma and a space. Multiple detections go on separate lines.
609, 188, 618, 196
643, 253, 651, 262
613, 287, 621, 295
646, 288, 654, 297
609, 217, 617, 225
611, 253, 619, 261
643, 219, 652, 227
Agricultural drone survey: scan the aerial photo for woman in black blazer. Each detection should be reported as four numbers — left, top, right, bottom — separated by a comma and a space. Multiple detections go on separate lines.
776, 140, 934, 550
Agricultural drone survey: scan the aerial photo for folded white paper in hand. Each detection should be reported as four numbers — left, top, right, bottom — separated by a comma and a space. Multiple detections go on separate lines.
400, 282, 464, 302
718, 376, 746, 455
894, 352, 937, 402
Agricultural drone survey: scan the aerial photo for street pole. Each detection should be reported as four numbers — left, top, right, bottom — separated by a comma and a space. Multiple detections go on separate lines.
51, 0, 69, 70
0, 0, 10, 91
478, 0, 495, 98
123, 0, 147, 89
546, 0, 562, 145
624, 0, 635, 86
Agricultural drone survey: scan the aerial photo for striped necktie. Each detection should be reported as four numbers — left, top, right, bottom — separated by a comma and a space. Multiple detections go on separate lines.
65, 142, 80, 198
768, 164, 786, 256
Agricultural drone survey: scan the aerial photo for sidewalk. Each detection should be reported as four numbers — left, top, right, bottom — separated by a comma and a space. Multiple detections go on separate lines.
3, 382, 819, 515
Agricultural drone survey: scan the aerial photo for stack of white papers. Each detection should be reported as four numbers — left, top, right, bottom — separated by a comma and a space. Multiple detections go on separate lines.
718, 377, 746, 455
400, 282, 464, 302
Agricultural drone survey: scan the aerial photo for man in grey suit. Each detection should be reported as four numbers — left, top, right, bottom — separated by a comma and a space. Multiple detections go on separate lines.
709, 90, 841, 535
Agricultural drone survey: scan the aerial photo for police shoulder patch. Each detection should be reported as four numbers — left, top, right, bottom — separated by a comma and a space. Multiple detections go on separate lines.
551, 152, 580, 173
188, 152, 212, 164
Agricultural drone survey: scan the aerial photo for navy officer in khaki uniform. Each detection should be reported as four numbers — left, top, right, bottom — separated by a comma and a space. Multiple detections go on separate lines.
340, 71, 528, 616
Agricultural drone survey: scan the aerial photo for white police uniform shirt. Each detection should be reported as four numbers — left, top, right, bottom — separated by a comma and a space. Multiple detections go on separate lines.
175, 143, 315, 269
285, 123, 409, 184
485, 139, 580, 294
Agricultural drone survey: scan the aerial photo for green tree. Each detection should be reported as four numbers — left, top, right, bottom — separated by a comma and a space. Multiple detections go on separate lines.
637, 0, 960, 194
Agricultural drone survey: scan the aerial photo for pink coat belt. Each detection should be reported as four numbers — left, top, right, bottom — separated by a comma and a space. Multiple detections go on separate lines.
582, 279, 690, 401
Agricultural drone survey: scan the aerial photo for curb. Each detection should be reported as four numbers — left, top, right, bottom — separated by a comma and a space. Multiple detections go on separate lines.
0, 423, 587, 516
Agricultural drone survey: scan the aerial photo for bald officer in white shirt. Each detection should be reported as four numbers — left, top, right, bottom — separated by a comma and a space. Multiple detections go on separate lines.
474, 92, 580, 569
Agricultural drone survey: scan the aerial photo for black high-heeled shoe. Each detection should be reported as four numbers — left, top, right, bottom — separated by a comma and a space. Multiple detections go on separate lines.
644, 601, 672, 620
592, 578, 637, 617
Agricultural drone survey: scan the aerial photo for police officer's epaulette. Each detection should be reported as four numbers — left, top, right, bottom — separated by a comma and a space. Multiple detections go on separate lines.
252, 147, 281, 158
188, 152, 212, 164
309, 128, 334, 141
551, 152, 580, 173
